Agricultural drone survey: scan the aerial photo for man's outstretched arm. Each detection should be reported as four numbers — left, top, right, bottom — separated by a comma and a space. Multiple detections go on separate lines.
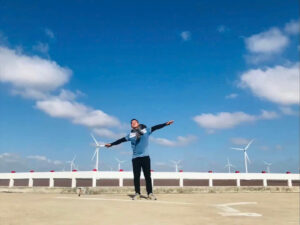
105, 137, 127, 148
151, 120, 174, 133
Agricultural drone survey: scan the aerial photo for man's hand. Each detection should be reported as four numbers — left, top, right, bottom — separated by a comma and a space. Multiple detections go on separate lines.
166, 120, 174, 125
105, 144, 112, 148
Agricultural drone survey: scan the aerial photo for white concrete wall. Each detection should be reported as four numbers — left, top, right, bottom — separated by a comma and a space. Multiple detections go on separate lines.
1, 171, 299, 187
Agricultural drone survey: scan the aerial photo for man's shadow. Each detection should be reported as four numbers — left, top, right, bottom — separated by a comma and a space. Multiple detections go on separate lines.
127, 194, 148, 199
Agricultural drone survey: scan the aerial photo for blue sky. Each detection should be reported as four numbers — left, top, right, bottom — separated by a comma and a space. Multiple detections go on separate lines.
0, 0, 299, 173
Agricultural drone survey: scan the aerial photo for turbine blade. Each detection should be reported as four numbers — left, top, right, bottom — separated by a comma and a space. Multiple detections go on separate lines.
72, 155, 76, 162
245, 152, 251, 164
91, 148, 98, 160
245, 139, 254, 150
91, 133, 99, 146
231, 147, 244, 151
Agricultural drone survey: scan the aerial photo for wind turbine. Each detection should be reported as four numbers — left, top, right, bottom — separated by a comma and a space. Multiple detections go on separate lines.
231, 139, 254, 173
66, 155, 76, 171
115, 158, 126, 171
74, 163, 79, 171
263, 161, 272, 173
91, 133, 105, 171
170, 160, 181, 172
225, 158, 235, 173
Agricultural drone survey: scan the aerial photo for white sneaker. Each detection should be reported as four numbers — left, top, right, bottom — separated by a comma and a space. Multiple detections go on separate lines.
132, 193, 141, 200
148, 193, 157, 200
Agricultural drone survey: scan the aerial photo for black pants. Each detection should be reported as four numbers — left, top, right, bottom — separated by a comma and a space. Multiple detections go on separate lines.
132, 156, 152, 195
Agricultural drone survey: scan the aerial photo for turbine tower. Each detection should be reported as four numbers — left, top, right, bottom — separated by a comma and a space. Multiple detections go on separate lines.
263, 161, 272, 173
115, 158, 126, 171
91, 133, 105, 171
231, 139, 254, 173
66, 155, 76, 171
170, 160, 181, 172
225, 158, 235, 173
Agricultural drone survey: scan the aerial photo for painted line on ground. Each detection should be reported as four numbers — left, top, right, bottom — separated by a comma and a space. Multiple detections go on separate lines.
55, 196, 195, 206
214, 202, 262, 217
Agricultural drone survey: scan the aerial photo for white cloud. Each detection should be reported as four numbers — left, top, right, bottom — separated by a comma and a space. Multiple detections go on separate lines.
27, 155, 63, 165
0, 153, 64, 172
217, 25, 228, 33
194, 112, 256, 130
193, 110, 278, 132
58, 89, 77, 101
0, 152, 13, 159
0, 153, 20, 163
0, 46, 122, 131
279, 106, 298, 116
74, 110, 120, 128
244, 20, 299, 64
0, 46, 71, 99
93, 128, 125, 139
244, 53, 274, 64
284, 20, 299, 35
239, 63, 299, 105
36, 98, 87, 118
259, 145, 269, 151
53, 160, 63, 165
225, 93, 238, 99
245, 28, 289, 54
45, 28, 55, 39
27, 155, 48, 161
259, 110, 279, 119
180, 31, 191, 41
57, 89, 86, 101
230, 137, 251, 146
151, 135, 197, 147
33, 42, 49, 54
35, 95, 120, 128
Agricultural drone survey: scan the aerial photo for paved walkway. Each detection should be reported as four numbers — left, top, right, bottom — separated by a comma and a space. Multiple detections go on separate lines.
0, 192, 298, 225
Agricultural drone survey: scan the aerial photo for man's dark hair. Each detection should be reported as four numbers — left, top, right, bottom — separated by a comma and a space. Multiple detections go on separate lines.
131, 118, 139, 123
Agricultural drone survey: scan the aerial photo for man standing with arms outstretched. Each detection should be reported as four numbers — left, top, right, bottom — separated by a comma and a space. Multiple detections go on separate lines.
105, 119, 174, 200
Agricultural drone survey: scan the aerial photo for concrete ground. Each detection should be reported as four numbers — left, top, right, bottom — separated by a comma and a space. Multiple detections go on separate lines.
0, 192, 298, 225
